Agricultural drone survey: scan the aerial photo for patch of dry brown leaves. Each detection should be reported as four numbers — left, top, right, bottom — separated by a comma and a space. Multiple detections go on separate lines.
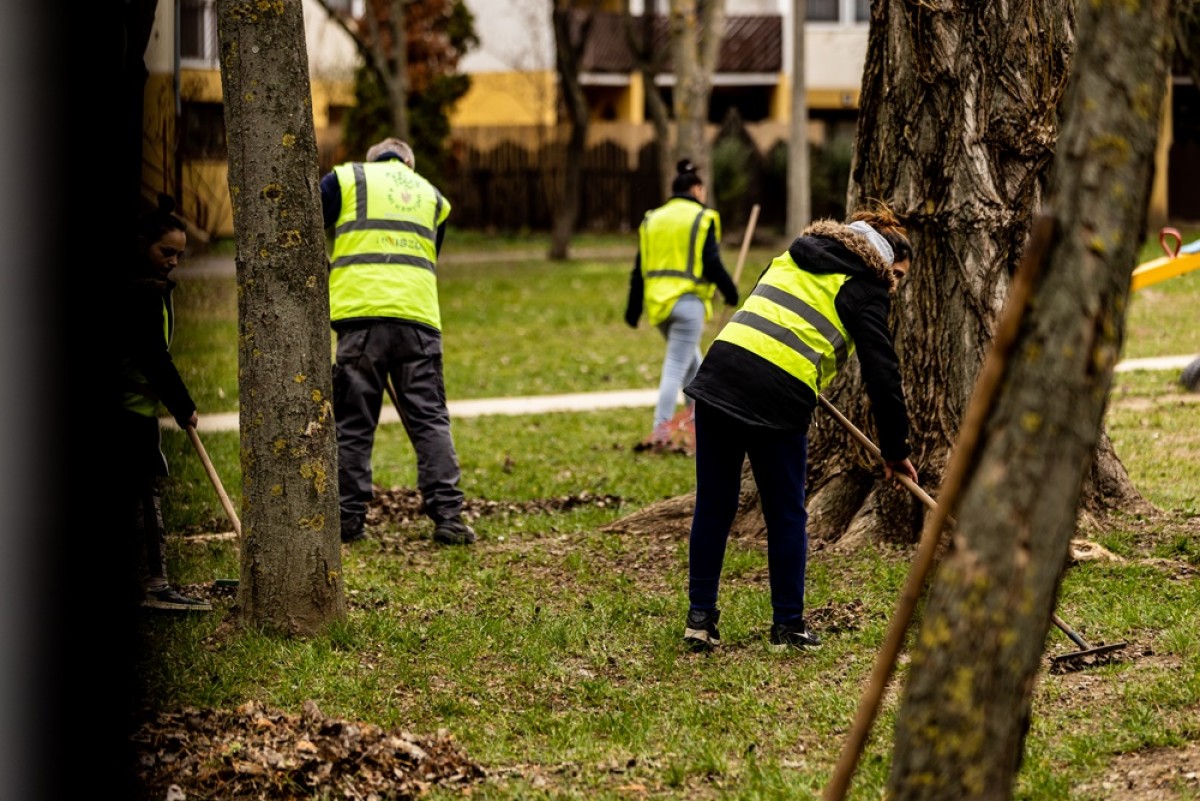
133, 699, 484, 800
368, 486, 625, 530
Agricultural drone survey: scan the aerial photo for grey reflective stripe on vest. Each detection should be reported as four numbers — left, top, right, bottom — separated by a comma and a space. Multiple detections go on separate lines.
332, 253, 436, 270
330, 162, 438, 272
353, 162, 368, 217
749, 283, 849, 368
644, 210, 705, 281
730, 309, 826, 370
334, 218, 435, 238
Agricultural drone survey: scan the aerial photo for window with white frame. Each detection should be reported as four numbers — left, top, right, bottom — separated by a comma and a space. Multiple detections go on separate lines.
181, 0, 219, 65
807, 0, 870, 24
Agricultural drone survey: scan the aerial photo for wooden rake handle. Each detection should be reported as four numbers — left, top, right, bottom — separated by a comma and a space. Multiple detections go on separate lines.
187, 424, 242, 537
816, 395, 943, 518
715, 203, 761, 329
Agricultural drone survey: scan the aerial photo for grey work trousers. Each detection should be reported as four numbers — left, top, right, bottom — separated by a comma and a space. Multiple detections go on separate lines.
332, 321, 464, 524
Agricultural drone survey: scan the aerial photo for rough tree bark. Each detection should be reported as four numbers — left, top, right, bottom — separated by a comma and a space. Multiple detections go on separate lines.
668, 0, 724, 176
217, 0, 346, 635
810, 0, 1151, 548
887, 1, 1175, 797
548, 1, 596, 261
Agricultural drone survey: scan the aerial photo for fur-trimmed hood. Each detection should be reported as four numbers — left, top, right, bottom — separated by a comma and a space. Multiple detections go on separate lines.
789, 219, 898, 293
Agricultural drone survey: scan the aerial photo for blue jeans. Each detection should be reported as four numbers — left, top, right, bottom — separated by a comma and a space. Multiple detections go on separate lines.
654, 294, 706, 428
688, 400, 810, 625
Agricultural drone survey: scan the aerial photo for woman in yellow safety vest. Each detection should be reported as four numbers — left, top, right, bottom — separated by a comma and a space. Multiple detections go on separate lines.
680, 204, 919, 652
625, 159, 739, 445
116, 194, 211, 613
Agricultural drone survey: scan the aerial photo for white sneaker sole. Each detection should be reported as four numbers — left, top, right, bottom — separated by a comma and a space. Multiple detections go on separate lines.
768, 640, 822, 653
684, 627, 720, 649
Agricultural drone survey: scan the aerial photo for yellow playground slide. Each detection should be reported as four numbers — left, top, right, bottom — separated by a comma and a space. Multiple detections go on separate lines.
1130, 227, 1200, 391
1130, 227, 1200, 291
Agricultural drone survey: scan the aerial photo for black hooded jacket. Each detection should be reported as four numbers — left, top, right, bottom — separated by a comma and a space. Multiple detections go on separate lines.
118, 275, 196, 427
683, 219, 911, 461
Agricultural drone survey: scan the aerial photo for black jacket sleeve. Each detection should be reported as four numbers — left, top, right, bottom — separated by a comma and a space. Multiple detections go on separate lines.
125, 281, 196, 427
625, 255, 643, 328
701, 226, 739, 306
836, 279, 911, 461
319, 171, 341, 229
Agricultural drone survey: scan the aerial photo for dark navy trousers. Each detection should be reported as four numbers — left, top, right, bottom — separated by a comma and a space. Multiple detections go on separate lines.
332, 321, 464, 524
688, 399, 810, 625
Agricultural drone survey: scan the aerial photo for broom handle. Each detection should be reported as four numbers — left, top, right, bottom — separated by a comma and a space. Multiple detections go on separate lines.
187, 425, 242, 537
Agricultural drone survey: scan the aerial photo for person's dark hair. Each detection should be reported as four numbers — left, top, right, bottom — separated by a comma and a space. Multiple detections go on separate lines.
138, 193, 187, 243
671, 158, 703, 195
849, 201, 912, 264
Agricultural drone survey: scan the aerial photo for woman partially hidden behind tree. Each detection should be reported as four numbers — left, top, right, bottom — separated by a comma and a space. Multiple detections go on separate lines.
116, 194, 211, 612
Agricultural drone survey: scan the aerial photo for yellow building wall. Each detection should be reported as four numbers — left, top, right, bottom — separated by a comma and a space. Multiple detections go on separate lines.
770, 74, 860, 120
450, 71, 557, 127
142, 69, 353, 240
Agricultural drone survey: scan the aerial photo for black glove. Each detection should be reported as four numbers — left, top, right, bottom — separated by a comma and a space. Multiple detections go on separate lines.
723, 290, 739, 307
625, 309, 639, 328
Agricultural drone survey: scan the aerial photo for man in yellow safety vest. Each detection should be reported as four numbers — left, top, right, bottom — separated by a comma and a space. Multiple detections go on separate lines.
320, 138, 475, 546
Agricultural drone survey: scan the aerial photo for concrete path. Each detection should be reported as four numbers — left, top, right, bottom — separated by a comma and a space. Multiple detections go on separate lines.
178, 243, 634, 279
164, 355, 1197, 433
170, 388, 660, 432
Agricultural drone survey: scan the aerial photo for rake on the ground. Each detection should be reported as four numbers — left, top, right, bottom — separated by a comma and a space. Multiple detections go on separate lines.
816, 394, 1127, 671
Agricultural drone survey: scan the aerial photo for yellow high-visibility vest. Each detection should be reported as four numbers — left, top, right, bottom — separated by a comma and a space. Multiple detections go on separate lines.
638, 197, 720, 326
716, 251, 853, 394
329, 161, 451, 330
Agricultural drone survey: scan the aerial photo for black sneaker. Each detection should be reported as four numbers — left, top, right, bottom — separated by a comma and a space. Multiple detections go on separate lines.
769, 620, 821, 651
341, 512, 366, 543
433, 516, 477, 546
142, 586, 212, 612
683, 608, 721, 651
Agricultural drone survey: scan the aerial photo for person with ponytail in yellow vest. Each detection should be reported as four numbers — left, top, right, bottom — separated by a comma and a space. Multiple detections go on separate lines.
680, 204, 918, 652
116, 194, 211, 612
320, 138, 476, 546
625, 159, 739, 447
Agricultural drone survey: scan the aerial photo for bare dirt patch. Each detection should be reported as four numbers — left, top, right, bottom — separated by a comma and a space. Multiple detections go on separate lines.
1071, 741, 1200, 800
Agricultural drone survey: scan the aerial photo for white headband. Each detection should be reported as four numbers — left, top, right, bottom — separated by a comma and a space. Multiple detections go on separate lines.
848, 221, 894, 267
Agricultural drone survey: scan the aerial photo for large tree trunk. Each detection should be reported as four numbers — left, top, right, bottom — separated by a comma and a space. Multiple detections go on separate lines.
218, 0, 346, 636
808, 0, 1152, 548
887, 1, 1175, 796
669, 0, 724, 176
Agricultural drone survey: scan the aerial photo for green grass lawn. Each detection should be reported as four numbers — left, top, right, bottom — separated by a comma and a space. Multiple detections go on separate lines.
140, 227, 1200, 801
